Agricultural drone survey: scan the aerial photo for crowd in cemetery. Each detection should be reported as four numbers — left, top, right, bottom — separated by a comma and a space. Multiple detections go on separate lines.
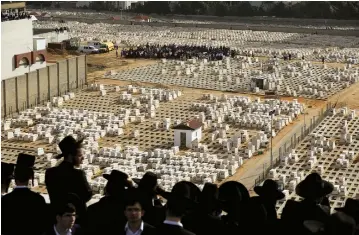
121, 44, 235, 60
2, 135, 358, 235
1, 11, 31, 21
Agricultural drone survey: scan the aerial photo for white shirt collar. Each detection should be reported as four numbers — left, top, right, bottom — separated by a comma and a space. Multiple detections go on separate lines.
54, 225, 72, 235
163, 220, 183, 227
125, 221, 144, 233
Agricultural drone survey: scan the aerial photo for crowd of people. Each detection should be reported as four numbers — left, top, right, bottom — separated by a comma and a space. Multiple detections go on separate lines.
1, 135, 359, 235
54, 27, 69, 33
120, 44, 237, 61
1, 11, 31, 22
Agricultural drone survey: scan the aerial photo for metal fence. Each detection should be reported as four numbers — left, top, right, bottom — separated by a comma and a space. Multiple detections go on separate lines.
254, 101, 333, 187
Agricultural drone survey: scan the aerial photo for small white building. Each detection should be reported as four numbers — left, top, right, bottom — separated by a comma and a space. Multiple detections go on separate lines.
173, 119, 203, 148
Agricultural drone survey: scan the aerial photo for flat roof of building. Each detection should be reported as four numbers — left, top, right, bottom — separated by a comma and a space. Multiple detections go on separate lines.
1, 2, 26, 10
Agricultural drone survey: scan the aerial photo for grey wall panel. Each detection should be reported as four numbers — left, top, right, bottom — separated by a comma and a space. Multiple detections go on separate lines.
16, 75, 27, 112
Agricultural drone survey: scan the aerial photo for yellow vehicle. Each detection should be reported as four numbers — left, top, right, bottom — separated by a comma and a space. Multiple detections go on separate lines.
103, 42, 115, 51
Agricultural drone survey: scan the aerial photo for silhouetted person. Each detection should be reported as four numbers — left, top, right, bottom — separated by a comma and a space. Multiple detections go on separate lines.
335, 199, 359, 227
86, 170, 133, 235
133, 172, 165, 227
2, 154, 48, 235
1, 163, 15, 195
254, 179, 285, 222
219, 181, 250, 234
157, 182, 196, 235
45, 136, 92, 226
189, 183, 224, 235
281, 173, 333, 235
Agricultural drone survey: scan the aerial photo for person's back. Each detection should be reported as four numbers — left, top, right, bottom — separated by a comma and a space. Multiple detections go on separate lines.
86, 195, 127, 235
157, 223, 195, 235
45, 161, 92, 206
2, 185, 48, 235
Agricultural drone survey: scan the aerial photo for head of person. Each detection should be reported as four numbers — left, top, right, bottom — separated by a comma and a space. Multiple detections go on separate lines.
124, 197, 144, 224
165, 181, 196, 219
55, 203, 76, 230
56, 136, 84, 167
14, 166, 33, 186
103, 170, 132, 197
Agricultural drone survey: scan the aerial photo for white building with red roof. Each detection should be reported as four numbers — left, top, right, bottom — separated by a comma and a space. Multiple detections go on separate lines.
173, 119, 203, 148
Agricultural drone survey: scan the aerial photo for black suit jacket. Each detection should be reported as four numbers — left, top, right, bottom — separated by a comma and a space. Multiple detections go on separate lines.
86, 196, 127, 235
45, 161, 92, 206
157, 223, 196, 235
281, 199, 331, 235
120, 222, 156, 235
183, 212, 224, 235
42, 224, 82, 235
1, 188, 48, 235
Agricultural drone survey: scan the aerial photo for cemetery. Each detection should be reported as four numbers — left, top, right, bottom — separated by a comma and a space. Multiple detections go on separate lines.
268, 107, 359, 215
1, 16, 357, 205
34, 21, 359, 100
106, 56, 358, 99
2, 84, 305, 196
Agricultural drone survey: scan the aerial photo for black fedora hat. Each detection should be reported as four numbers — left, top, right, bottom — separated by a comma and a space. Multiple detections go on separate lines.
296, 173, 333, 198
219, 181, 250, 212
103, 170, 132, 188
55, 135, 84, 159
335, 198, 359, 222
199, 183, 222, 213
162, 181, 198, 208
16, 153, 35, 168
133, 171, 158, 189
254, 179, 285, 200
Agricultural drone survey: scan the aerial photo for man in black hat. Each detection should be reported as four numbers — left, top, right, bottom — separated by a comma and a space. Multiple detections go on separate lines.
1, 162, 15, 195
157, 182, 196, 235
45, 135, 92, 226
2, 153, 48, 235
86, 170, 133, 235
254, 179, 285, 222
281, 173, 333, 235
187, 183, 224, 235
133, 172, 166, 227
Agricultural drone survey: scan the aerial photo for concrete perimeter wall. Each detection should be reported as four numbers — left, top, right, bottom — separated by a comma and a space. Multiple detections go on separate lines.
38, 16, 359, 37
1, 55, 87, 118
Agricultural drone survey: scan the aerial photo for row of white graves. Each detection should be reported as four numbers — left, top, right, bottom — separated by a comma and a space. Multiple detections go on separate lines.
193, 94, 303, 135
79, 145, 243, 194
34, 21, 306, 48
269, 107, 358, 202
251, 60, 358, 98
3, 86, 182, 144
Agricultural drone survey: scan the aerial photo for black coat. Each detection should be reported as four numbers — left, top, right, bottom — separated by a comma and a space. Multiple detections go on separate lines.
157, 224, 195, 235
45, 161, 92, 225
2, 188, 48, 235
183, 212, 224, 235
42, 224, 82, 235
86, 196, 127, 235
120, 222, 156, 235
45, 161, 92, 204
281, 199, 331, 235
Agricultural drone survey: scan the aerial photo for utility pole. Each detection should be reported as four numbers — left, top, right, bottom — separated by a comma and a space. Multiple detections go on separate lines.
269, 109, 275, 168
